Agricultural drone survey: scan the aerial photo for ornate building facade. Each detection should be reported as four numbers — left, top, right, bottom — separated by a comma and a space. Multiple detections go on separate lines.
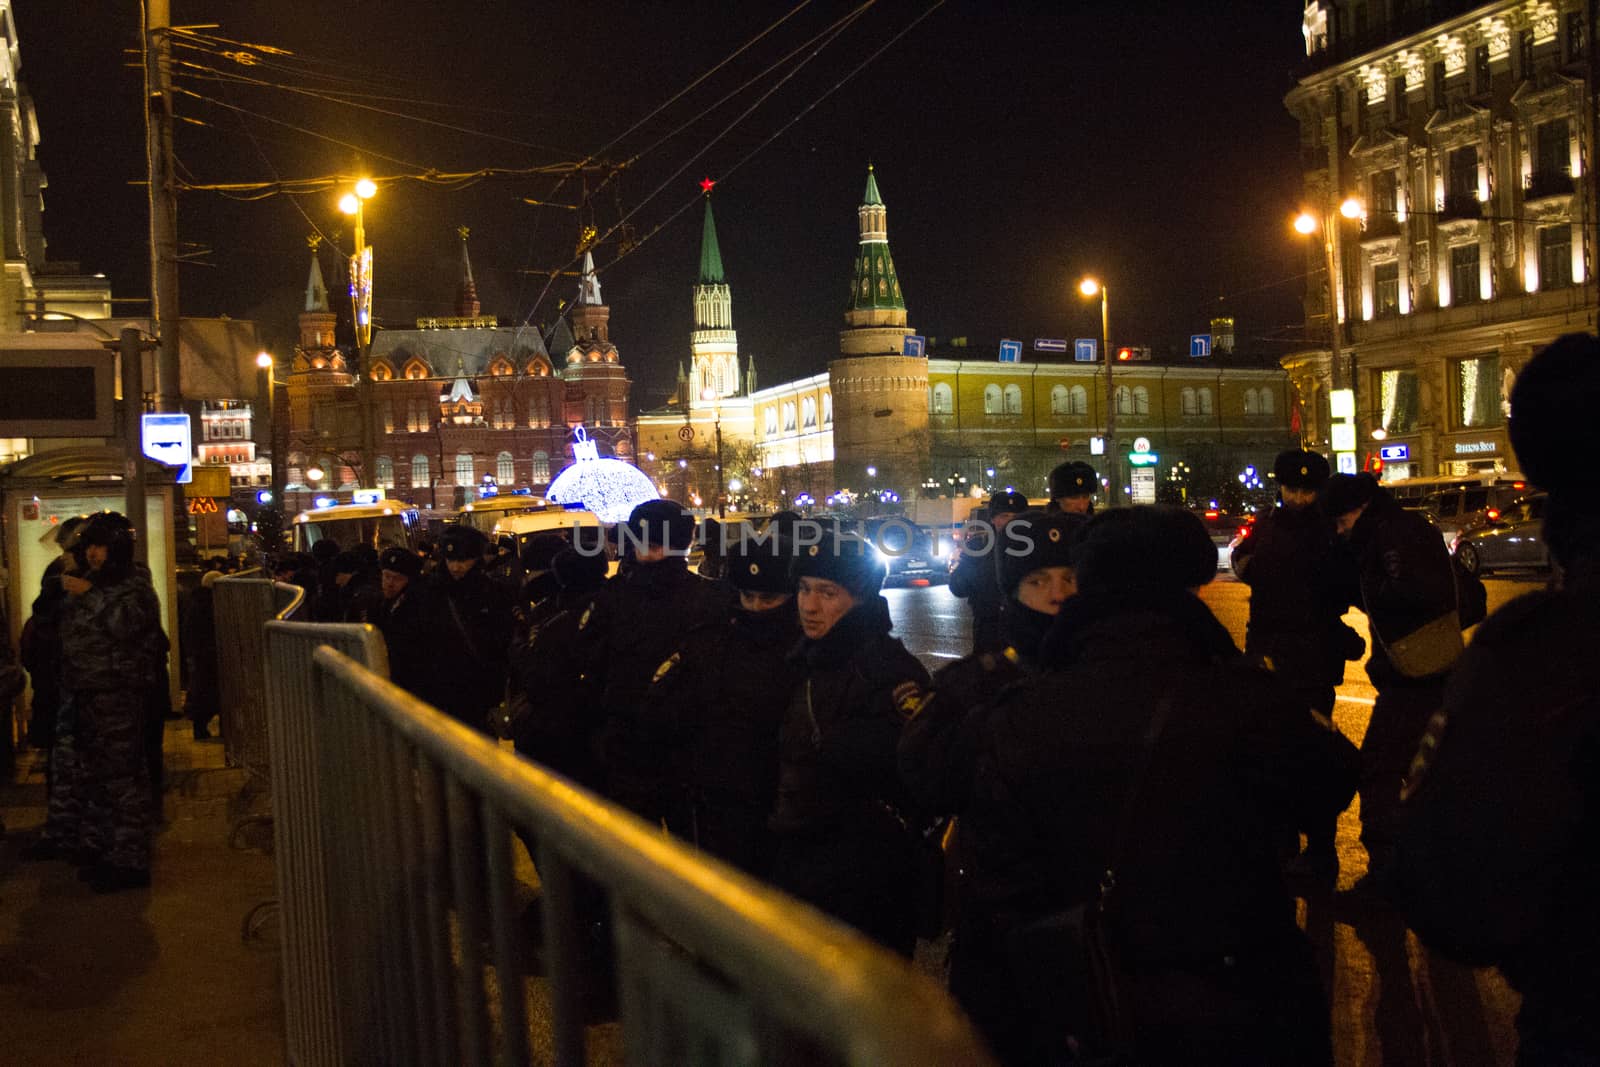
283, 233, 633, 512
1283, 0, 1596, 479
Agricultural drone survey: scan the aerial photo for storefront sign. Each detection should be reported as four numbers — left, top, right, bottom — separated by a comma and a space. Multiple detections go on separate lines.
1453, 440, 1498, 455
1378, 444, 1410, 461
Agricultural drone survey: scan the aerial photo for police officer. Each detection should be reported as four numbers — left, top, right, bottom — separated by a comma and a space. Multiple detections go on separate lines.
1322, 471, 1459, 895
640, 533, 801, 875
372, 546, 435, 703
922, 507, 1358, 1064
1393, 334, 1600, 1062
581, 499, 732, 821
950, 489, 1029, 655
768, 529, 931, 956
1232, 449, 1361, 883
423, 524, 515, 732
1046, 459, 1098, 515
510, 546, 611, 787
27, 513, 169, 893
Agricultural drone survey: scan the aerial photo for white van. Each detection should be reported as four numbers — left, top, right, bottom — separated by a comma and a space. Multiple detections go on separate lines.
292, 502, 420, 553
490, 506, 605, 554
456, 494, 550, 534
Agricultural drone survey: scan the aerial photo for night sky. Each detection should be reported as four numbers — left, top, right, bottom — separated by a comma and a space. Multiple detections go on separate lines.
16, 1, 1311, 405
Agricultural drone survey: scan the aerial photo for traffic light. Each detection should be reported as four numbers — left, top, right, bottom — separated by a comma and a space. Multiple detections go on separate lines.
1116, 346, 1135, 362
1115, 346, 1152, 361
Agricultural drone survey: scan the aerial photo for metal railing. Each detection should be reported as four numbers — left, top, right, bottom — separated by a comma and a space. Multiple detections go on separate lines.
264, 621, 390, 1067
213, 571, 305, 778
270, 634, 993, 1067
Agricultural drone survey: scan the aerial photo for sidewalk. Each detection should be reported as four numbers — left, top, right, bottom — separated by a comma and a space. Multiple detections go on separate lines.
0, 719, 284, 1065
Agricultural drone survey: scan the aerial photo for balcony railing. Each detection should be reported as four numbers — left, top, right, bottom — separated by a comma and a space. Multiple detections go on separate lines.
1524, 169, 1575, 201
1296, 0, 1483, 76
1438, 194, 1483, 221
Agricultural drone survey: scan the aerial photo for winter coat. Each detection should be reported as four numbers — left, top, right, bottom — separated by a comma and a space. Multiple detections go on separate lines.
421, 565, 514, 728
579, 557, 733, 818
509, 587, 605, 789
639, 602, 803, 873
21, 564, 69, 745
1233, 503, 1359, 693
59, 564, 168, 694
949, 549, 1005, 655
372, 580, 438, 703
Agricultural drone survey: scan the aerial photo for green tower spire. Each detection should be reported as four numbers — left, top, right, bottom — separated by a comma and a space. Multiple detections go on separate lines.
698, 197, 726, 285
847, 164, 904, 313
862, 163, 884, 206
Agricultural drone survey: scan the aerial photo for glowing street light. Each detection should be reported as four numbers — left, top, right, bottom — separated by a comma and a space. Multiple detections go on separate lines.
340, 178, 379, 487
1292, 196, 1364, 400
305, 464, 324, 483
1078, 275, 1117, 504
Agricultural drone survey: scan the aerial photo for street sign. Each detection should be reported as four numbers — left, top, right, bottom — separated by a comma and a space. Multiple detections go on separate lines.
1089, 436, 1106, 456
1131, 465, 1157, 505
1379, 443, 1410, 461
1033, 338, 1068, 353
1330, 423, 1357, 452
998, 339, 1023, 363
1190, 334, 1212, 358
1074, 339, 1098, 363
1336, 452, 1358, 474
1132, 436, 1151, 454
677, 425, 695, 442
1329, 389, 1355, 420
903, 334, 926, 357
140, 412, 193, 484
1058, 437, 1072, 450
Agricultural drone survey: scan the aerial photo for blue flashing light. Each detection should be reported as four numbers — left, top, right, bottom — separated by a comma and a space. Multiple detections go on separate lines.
314, 496, 337, 509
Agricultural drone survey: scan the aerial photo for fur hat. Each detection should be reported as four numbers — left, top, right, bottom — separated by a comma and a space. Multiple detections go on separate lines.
1320, 472, 1380, 517
987, 489, 1030, 516
1049, 461, 1098, 499
996, 510, 1086, 596
378, 546, 421, 578
624, 499, 697, 553
789, 530, 885, 598
551, 546, 608, 593
1273, 449, 1331, 490
727, 536, 793, 594
1072, 507, 1216, 597
440, 524, 490, 561
77, 511, 137, 568
519, 532, 568, 573
1510, 333, 1600, 495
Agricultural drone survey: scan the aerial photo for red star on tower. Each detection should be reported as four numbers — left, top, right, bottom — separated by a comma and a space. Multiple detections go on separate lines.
699, 176, 717, 194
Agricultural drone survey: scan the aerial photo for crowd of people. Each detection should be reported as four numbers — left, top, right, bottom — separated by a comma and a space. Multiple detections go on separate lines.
4, 333, 1595, 1062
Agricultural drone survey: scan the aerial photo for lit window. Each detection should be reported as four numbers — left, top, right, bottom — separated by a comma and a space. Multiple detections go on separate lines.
456, 452, 475, 487
1003, 384, 1023, 414
376, 455, 395, 488
983, 384, 1002, 414
1456, 354, 1502, 428
931, 382, 954, 414
1197, 387, 1214, 416
532, 450, 551, 483
1069, 385, 1087, 415
1243, 388, 1258, 415
1259, 388, 1275, 416
802, 396, 817, 428
1115, 385, 1133, 415
1132, 386, 1149, 416
1050, 384, 1070, 414
1539, 226, 1573, 288
783, 402, 796, 431
764, 407, 778, 436
497, 451, 515, 484
822, 393, 832, 424
411, 454, 430, 486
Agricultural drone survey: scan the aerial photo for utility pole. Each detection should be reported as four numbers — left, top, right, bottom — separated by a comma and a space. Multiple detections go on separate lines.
144, 0, 179, 413
121, 327, 149, 568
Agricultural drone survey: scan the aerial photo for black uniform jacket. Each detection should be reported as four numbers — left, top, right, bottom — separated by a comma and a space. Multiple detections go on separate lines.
1333, 491, 1458, 687
509, 586, 604, 788
639, 603, 803, 866
949, 549, 1004, 656
422, 566, 514, 725
957, 590, 1358, 966
579, 557, 733, 816
1232, 503, 1353, 690
770, 596, 931, 834
372, 580, 439, 703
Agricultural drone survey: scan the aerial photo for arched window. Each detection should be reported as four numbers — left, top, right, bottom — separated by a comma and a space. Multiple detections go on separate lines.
1132, 386, 1150, 415
382, 404, 395, 434
529, 393, 550, 428
714, 362, 726, 396
764, 407, 778, 436
1003, 383, 1023, 414
1115, 385, 1133, 415
1050, 384, 1070, 414
1197, 387, 1214, 415
376, 455, 394, 488
783, 402, 797, 431
532, 450, 551, 483
411, 454, 430, 487
822, 393, 832, 424
455, 452, 475, 487
497, 451, 515, 484
983, 384, 1003, 414
1243, 388, 1258, 415
1181, 387, 1197, 415
1070, 385, 1088, 415
1258, 388, 1275, 415
802, 396, 818, 428
931, 382, 953, 414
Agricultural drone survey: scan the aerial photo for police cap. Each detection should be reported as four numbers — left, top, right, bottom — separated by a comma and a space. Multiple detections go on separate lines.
1049, 461, 1098, 500
1273, 449, 1330, 490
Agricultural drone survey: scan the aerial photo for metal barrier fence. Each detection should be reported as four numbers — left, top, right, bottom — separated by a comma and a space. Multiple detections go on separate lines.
213, 571, 304, 778
264, 621, 391, 1067
268, 635, 993, 1067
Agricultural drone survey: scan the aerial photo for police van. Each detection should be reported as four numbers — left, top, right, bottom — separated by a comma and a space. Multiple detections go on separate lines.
456, 494, 550, 534
292, 501, 421, 553
488, 505, 604, 555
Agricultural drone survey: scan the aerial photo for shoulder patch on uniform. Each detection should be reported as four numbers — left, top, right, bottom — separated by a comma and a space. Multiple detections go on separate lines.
652, 651, 681, 684
892, 679, 930, 720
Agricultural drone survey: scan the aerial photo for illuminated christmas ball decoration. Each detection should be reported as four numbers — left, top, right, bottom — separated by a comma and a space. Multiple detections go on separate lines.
545, 426, 660, 523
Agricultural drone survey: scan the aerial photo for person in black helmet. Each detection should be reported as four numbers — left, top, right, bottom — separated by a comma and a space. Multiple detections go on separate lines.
581, 498, 732, 821
1392, 332, 1600, 1064
26, 512, 170, 893
1046, 460, 1099, 515
640, 532, 802, 875
951, 489, 1031, 655
768, 529, 931, 955
942, 507, 1357, 1064
1231, 449, 1362, 884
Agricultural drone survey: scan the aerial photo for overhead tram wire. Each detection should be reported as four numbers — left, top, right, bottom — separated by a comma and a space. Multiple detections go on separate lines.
520, 0, 878, 327
172, 86, 437, 172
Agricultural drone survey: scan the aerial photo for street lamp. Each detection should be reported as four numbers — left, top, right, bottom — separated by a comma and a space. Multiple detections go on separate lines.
255, 350, 284, 509
1078, 276, 1117, 505
305, 463, 324, 484
1292, 197, 1362, 395
341, 178, 378, 487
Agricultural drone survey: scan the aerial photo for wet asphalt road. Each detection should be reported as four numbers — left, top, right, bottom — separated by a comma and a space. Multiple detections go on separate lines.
884, 570, 1547, 1067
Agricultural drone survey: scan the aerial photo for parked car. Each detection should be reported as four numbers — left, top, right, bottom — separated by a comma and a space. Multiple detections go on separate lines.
863, 519, 947, 586
1451, 493, 1550, 576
